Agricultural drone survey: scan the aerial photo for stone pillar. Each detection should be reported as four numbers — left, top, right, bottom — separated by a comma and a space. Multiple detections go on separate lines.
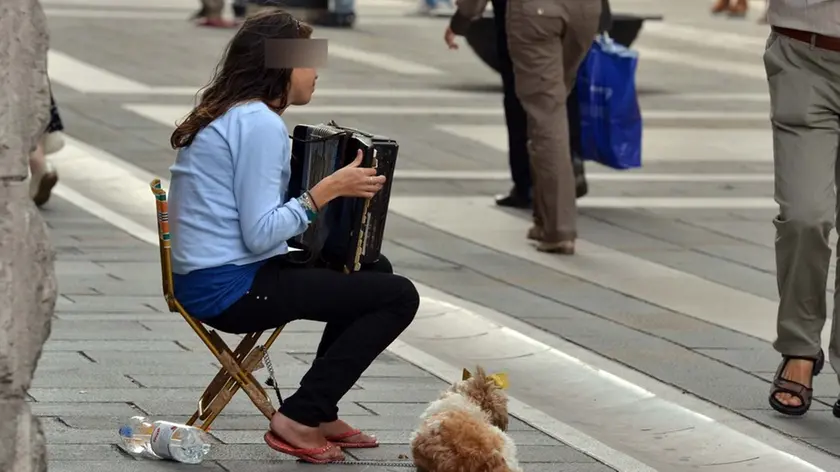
0, 1, 57, 472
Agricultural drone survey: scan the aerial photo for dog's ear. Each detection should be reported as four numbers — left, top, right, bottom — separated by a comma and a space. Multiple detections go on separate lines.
462, 368, 472, 381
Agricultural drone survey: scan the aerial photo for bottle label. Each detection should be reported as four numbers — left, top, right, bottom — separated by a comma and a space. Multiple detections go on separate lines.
150, 422, 178, 459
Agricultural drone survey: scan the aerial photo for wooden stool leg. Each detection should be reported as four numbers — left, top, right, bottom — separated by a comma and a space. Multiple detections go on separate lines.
187, 327, 286, 430
185, 332, 262, 427
195, 344, 276, 430
215, 347, 275, 418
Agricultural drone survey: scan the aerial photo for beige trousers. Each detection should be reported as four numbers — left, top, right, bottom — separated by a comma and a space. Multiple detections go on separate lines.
506, 0, 600, 243
765, 30, 840, 378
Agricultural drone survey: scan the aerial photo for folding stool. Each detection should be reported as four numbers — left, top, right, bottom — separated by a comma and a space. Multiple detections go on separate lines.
150, 179, 285, 431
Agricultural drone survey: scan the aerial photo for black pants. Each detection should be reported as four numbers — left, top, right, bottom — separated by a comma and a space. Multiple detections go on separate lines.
204, 254, 419, 427
492, 0, 531, 199
493, 0, 589, 200
567, 87, 581, 160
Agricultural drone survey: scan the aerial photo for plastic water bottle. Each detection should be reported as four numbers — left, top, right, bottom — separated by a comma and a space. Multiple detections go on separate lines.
118, 416, 211, 464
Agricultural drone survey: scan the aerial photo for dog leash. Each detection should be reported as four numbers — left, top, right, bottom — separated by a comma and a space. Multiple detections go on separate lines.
340, 460, 415, 467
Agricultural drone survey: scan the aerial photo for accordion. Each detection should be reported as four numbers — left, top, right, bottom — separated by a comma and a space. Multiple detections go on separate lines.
287, 121, 398, 273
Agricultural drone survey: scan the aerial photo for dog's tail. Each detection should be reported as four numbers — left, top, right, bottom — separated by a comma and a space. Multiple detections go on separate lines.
411, 410, 520, 472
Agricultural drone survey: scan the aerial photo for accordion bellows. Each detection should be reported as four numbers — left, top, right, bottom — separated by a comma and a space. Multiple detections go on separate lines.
288, 122, 399, 273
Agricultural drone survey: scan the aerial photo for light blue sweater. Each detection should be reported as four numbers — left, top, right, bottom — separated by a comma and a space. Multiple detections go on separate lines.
168, 101, 310, 318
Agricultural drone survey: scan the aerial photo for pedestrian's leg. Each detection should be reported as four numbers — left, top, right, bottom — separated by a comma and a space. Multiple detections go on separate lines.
505, 3, 556, 243
232, 0, 247, 19
506, 1, 599, 253
205, 0, 224, 18
492, 0, 532, 209
831, 163, 840, 410
566, 88, 588, 199
727, 0, 748, 17
711, 0, 730, 14
764, 32, 838, 411
197, 0, 235, 27
29, 134, 47, 179
29, 133, 58, 207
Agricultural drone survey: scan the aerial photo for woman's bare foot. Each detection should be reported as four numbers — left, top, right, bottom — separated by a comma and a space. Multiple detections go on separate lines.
320, 419, 377, 445
269, 412, 345, 461
774, 359, 816, 407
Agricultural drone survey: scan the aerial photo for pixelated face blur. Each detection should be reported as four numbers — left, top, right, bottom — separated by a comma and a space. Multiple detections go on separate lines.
289, 67, 318, 106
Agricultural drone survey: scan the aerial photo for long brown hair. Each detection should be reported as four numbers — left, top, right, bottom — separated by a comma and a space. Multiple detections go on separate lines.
170, 10, 313, 149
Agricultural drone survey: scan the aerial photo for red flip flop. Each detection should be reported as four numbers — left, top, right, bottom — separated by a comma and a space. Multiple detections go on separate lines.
326, 429, 380, 448
195, 17, 238, 28
263, 431, 344, 464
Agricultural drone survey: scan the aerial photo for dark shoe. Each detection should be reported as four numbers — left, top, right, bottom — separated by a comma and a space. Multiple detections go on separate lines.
768, 350, 824, 416
832, 400, 840, 418
31, 164, 58, 208
526, 226, 543, 241
495, 192, 531, 209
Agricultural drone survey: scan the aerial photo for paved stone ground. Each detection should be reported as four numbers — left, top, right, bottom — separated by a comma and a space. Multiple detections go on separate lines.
35, 197, 616, 471
34, 0, 840, 467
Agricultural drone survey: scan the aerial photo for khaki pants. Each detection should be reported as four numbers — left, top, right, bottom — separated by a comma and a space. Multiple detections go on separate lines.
765, 30, 840, 379
506, 0, 600, 243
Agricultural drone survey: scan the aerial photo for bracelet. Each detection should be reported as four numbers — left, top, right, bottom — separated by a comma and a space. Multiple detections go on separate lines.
305, 190, 320, 211
297, 192, 318, 222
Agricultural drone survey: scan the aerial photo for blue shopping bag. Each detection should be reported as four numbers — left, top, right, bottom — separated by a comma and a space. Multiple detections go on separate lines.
576, 34, 642, 170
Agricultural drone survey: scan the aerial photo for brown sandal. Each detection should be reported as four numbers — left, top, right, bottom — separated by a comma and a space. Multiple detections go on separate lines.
768, 350, 824, 416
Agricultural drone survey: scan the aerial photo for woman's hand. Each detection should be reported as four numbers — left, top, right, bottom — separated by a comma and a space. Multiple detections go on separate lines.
331, 150, 386, 198
308, 150, 386, 209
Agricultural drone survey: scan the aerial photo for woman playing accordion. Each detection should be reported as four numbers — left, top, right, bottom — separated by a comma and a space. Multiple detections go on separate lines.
166, 11, 419, 464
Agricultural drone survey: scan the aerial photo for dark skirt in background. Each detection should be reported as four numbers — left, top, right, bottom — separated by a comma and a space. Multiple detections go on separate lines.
46, 91, 64, 133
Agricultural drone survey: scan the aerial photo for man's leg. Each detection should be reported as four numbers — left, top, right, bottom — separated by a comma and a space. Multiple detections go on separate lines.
764, 32, 839, 408
506, 0, 599, 253
197, 0, 237, 27
492, 0, 532, 209
203, 0, 225, 17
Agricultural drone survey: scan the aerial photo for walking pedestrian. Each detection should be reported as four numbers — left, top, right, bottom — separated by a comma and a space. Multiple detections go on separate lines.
763, 0, 840, 417
446, 0, 609, 212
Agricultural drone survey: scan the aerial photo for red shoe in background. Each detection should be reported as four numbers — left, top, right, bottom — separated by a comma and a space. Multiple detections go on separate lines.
195, 17, 238, 28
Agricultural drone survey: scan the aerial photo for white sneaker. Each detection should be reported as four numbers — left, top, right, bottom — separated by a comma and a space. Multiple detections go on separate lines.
44, 132, 65, 155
